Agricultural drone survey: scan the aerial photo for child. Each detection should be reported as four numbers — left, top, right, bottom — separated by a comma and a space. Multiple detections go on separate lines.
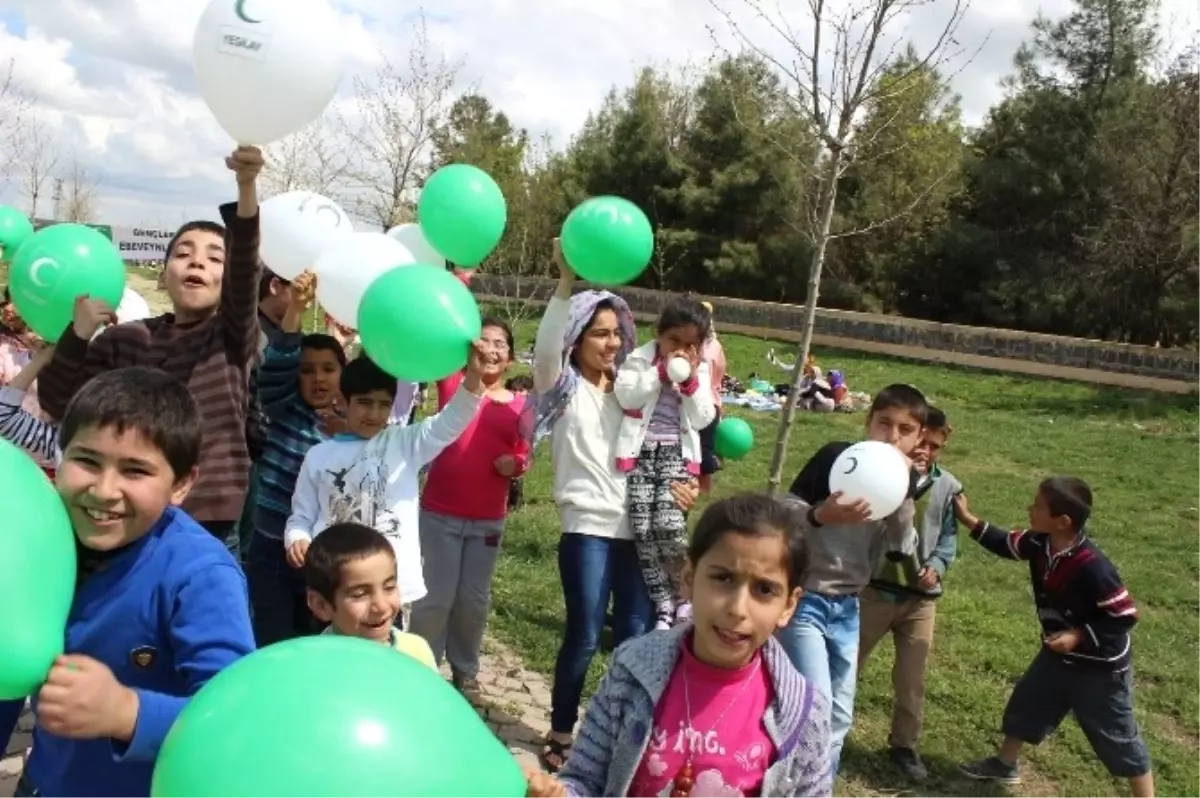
284, 344, 488, 626
244, 270, 347, 647
0, 288, 53, 475
955, 478, 1154, 796
697, 301, 725, 494
36, 148, 264, 554
780, 383, 926, 772
303, 522, 437, 668
614, 296, 717, 629
503, 373, 534, 511
409, 318, 530, 693
528, 494, 832, 798
18, 367, 255, 797
856, 406, 962, 782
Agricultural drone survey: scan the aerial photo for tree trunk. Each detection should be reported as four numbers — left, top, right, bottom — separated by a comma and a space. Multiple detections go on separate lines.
765, 148, 844, 494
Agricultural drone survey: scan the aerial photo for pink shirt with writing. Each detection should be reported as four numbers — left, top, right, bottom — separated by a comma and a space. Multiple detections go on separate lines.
629, 642, 775, 797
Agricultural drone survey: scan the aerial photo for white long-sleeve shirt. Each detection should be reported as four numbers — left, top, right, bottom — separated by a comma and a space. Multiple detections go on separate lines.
284, 384, 481, 603
533, 295, 631, 540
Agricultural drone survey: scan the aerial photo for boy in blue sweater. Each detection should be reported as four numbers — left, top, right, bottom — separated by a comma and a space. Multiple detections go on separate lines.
244, 270, 347, 647
16, 367, 255, 798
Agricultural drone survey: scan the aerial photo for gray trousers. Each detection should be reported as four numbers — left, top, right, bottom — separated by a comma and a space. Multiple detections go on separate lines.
409, 509, 504, 679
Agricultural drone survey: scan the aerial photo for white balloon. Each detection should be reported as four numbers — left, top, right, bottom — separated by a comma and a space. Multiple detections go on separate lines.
115, 288, 152, 324
260, 191, 353, 280
192, 0, 343, 145
314, 233, 416, 327
828, 441, 911, 521
385, 223, 446, 268
666, 357, 691, 383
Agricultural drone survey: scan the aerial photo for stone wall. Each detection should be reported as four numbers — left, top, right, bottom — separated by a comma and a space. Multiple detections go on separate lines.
471, 275, 1199, 393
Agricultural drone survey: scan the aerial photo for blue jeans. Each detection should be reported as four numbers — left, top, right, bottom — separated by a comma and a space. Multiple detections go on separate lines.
245, 532, 314, 647
778, 591, 861, 772
551, 534, 653, 734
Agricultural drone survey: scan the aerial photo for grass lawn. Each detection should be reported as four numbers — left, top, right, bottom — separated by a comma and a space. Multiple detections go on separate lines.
484, 313, 1199, 797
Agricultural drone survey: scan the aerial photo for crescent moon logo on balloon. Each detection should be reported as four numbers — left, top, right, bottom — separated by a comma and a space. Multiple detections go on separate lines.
842, 456, 859, 475
314, 204, 343, 228
27, 257, 59, 289
234, 0, 261, 24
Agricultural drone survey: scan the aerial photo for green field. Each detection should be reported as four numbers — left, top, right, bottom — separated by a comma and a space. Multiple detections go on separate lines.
484, 314, 1199, 797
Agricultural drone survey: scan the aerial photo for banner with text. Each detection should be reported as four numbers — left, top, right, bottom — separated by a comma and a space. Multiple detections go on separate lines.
111, 226, 176, 262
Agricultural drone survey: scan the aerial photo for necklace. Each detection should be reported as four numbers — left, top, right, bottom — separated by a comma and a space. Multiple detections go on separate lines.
670, 654, 762, 798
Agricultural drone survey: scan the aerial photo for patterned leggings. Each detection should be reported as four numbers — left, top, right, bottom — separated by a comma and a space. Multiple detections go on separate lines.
627, 440, 689, 617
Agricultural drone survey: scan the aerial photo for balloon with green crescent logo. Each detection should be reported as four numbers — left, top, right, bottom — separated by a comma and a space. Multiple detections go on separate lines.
0, 205, 34, 260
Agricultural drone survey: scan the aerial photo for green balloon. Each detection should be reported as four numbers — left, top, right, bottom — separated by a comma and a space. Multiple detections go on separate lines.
714, 416, 755, 461
152, 636, 526, 797
0, 205, 34, 258
9, 224, 125, 342
358, 264, 482, 383
0, 440, 77, 699
417, 164, 507, 267
560, 196, 654, 286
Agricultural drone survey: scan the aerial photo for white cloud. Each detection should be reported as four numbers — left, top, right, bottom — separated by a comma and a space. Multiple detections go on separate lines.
0, 0, 1195, 226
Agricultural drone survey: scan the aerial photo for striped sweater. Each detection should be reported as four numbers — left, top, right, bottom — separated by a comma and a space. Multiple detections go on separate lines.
37, 204, 260, 524
253, 332, 329, 540
0, 385, 58, 463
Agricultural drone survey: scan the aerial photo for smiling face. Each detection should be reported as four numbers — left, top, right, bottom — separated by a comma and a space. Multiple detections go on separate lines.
161, 227, 226, 323
573, 307, 623, 379
299, 347, 342, 411
56, 423, 196, 551
478, 323, 513, 384
682, 529, 801, 669
308, 551, 401, 644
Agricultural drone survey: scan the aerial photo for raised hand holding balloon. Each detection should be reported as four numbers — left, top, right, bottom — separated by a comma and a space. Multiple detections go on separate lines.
827, 441, 910, 521
259, 191, 354, 280
560, 196, 654, 285
417, 165, 507, 267
192, 0, 343, 145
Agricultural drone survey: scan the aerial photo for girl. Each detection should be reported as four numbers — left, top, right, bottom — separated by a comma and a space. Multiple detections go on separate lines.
532, 241, 699, 772
409, 317, 530, 694
527, 494, 833, 798
0, 288, 54, 476
614, 297, 717, 630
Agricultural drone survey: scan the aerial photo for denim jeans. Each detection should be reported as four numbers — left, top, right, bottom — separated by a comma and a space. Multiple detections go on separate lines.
245, 532, 314, 647
778, 591, 861, 772
550, 534, 653, 734
0, 698, 22, 758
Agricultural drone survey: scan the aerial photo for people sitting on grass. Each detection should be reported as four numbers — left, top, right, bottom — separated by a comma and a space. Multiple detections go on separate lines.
525, 494, 833, 798
530, 239, 698, 773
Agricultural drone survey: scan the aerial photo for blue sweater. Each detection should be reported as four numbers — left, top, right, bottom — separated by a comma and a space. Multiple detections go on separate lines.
26, 507, 255, 797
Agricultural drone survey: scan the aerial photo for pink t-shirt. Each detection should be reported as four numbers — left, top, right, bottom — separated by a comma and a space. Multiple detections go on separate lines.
629, 641, 776, 798
420, 372, 530, 521
703, 336, 726, 408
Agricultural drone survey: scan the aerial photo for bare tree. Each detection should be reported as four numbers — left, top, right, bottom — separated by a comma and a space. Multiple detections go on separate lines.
261, 119, 349, 199
339, 16, 461, 230
16, 117, 59, 218
58, 157, 98, 222
0, 59, 30, 185
711, 0, 971, 493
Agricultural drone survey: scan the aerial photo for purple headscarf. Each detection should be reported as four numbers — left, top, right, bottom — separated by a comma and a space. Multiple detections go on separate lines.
523, 290, 637, 445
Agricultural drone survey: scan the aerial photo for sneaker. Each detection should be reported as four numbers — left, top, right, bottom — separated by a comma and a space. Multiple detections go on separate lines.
959, 755, 1020, 784
888, 746, 928, 782
452, 675, 483, 700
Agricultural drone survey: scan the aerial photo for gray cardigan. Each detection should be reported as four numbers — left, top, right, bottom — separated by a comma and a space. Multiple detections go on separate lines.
559, 625, 833, 797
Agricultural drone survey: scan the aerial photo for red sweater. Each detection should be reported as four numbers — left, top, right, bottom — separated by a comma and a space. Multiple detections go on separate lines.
38, 204, 261, 524
420, 372, 529, 521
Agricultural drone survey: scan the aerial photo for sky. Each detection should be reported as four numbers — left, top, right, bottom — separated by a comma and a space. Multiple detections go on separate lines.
0, 0, 1195, 228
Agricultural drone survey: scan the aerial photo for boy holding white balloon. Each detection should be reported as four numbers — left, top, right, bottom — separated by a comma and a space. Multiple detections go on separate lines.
779, 383, 928, 773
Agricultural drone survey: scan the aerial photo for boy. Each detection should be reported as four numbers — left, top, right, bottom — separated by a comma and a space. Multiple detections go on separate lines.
303, 522, 437, 668
284, 343, 488, 625
36, 148, 264, 554
18, 367, 255, 797
856, 406, 962, 782
955, 478, 1154, 796
504, 373, 534, 510
245, 270, 347, 646
780, 383, 927, 771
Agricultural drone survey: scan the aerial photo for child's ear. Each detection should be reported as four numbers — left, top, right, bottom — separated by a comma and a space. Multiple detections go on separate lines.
777, 587, 803, 630
680, 561, 694, 603
169, 467, 199, 506
306, 589, 334, 623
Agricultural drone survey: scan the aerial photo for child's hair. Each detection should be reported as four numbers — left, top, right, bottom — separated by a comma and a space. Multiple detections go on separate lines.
258, 268, 291, 301
303, 522, 397, 601
301, 333, 347, 367
1038, 476, 1093, 533
657, 296, 712, 341
480, 315, 515, 355
164, 220, 226, 260
869, 383, 929, 426
339, 356, 397, 401
925, 406, 952, 433
59, 367, 202, 479
688, 493, 809, 589
505, 374, 534, 392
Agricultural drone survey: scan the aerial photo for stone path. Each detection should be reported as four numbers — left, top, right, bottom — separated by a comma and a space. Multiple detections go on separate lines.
0, 633, 550, 796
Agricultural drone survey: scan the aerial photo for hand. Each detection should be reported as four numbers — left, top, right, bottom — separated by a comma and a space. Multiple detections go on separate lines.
72, 295, 117, 340
494, 454, 517, 477
552, 238, 574, 282
225, 146, 264, 186
918, 566, 941, 590
290, 270, 317, 311
1044, 628, 1083, 654
523, 766, 567, 798
814, 491, 872, 525
952, 492, 977, 528
286, 540, 310, 569
670, 478, 700, 512
316, 405, 346, 437
671, 347, 700, 371
325, 315, 356, 348
462, 340, 489, 394
37, 655, 139, 741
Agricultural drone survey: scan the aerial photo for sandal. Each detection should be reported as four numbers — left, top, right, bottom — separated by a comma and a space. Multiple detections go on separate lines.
540, 736, 573, 774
